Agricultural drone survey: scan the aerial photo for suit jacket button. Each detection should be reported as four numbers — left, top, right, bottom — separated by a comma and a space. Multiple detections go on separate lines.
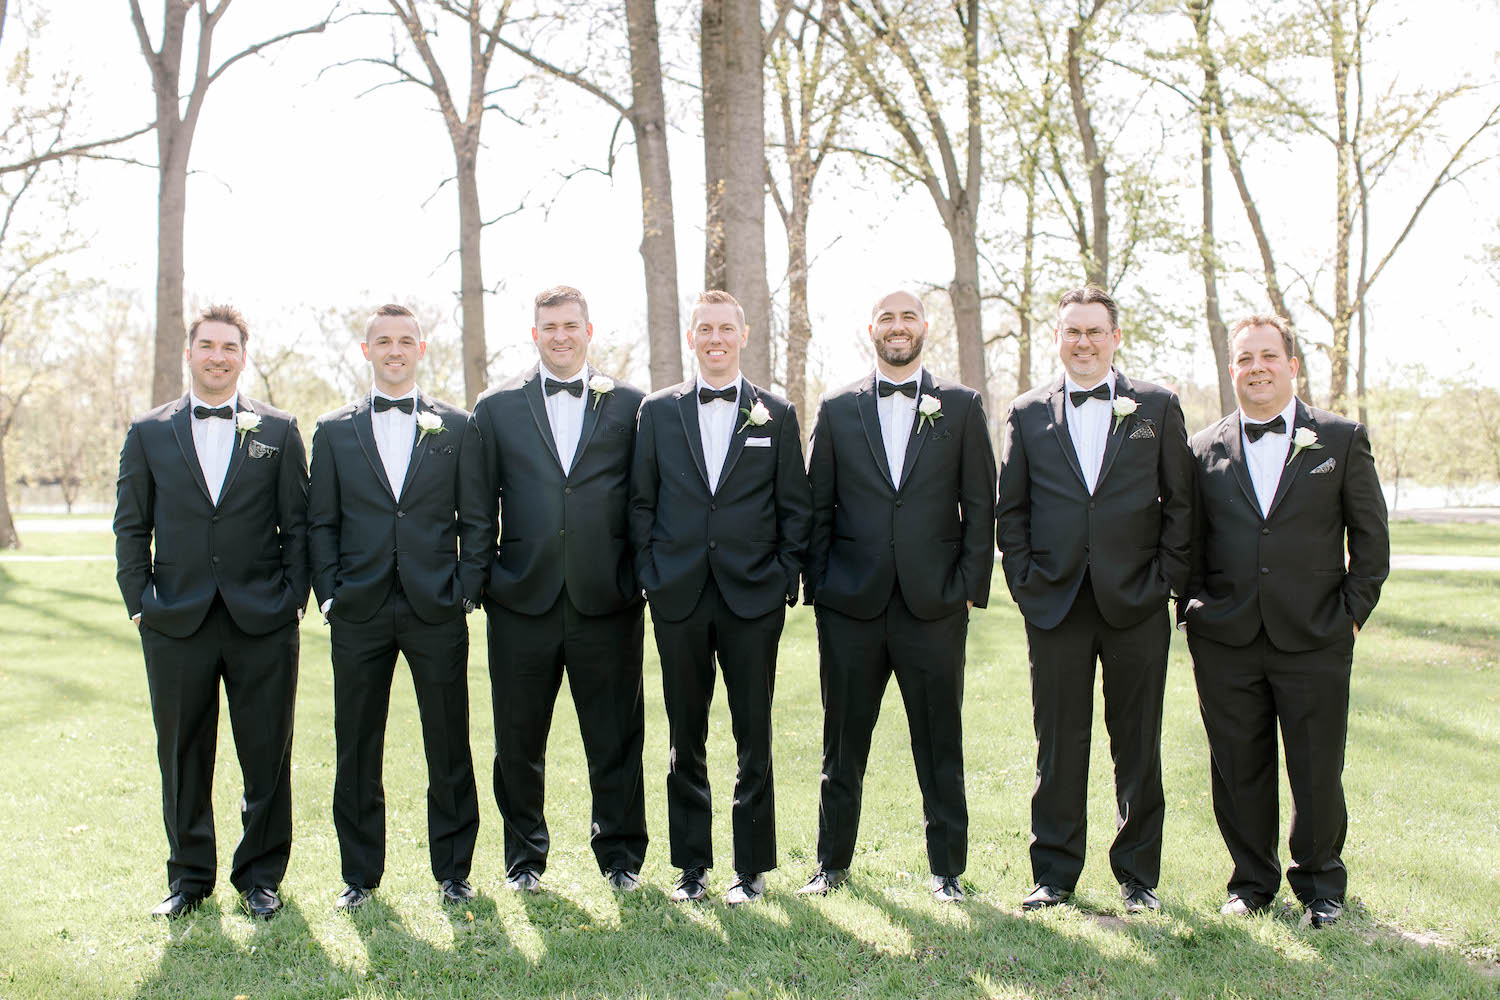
211, 515, 220, 523
1261, 527, 1270, 535
565, 487, 573, 495
895, 500, 903, 507
397, 511, 405, 518
709, 540, 717, 549
211, 555, 220, 564
558, 529, 566, 537
1260, 567, 1270, 575
710, 503, 717, 511
1089, 501, 1096, 510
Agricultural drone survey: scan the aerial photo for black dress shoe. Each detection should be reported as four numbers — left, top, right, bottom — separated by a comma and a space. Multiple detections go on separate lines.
151, 890, 207, 919
1219, 893, 1269, 916
605, 868, 641, 893
335, 885, 372, 911
440, 878, 476, 906
1021, 884, 1072, 910
1121, 883, 1160, 914
506, 869, 542, 893
240, 886, 282, 920
725, 873, 765, 906
796, 867, 849, 896
931, 875, 966, 903
669, 867, 709, 903
1306, 897, 1343, 928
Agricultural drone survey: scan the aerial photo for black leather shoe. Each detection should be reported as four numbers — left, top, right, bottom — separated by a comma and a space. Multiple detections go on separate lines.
669, 867, 709, 903
151, 890, 207, 919
931, 875, 965, 903
240, 887, 282, 920
440, 878, 476, 905
335, 885, 372, 911
725, 873, 765, 906
605, 868, 641, 893
796, 867, 849, 896
1021, 884, 1072, 910
1306, 897, 1342, 928
1220, 894, 1268, 916
506, 869, 542, 893
1121, 883, 1160, 914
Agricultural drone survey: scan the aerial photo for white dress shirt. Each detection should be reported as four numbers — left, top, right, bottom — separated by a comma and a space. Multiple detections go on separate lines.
189, 390, 238, 506
1240, 397, 1297, 517
697, 373, 741, 492
542, 367, 587, 473
876, 368, 921, 488
1063, 370, 1116, 495
371, 386, 418, 501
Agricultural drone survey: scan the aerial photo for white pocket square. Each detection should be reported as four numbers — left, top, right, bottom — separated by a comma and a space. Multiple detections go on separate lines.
745, 437, 772, 448
1309, 458, 1337, 475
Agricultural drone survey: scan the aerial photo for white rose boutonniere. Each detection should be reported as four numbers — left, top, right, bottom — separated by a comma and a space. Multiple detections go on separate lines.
1111, 395, 1138, 432
1287, 425, 1322, 465
235, 411, 261, 446
416, 409, 446, 443
588, 374, 615, 409
737, 399, 773, 434
917, 393, 943, 432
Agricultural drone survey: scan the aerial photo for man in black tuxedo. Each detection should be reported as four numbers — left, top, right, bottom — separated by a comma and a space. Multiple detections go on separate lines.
308, 304, 480, 911
1181, 314, 1388, 928
797, 289, 996, 904
114, 304, 308, 920
994, 286, 1193, 914
630, 289, 811, 905
458, 285, 648, 894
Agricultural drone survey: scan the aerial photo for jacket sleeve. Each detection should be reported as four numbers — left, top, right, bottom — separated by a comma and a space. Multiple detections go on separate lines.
457, 407, 498, 604
627, 399, 660, 591
306, 421, 340, 608
276, 417, 311, 612
957, 393, 997, 608
112, 422, 154, 619
993, 402, 1031, 600
773, 402, 813, 605
1340, 422, 1389, 627
803, 399, 835, 605
1155, 394, 1195, 599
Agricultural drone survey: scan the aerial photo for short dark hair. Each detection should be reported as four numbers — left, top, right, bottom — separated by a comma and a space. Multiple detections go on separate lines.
188, 304, 249, 346
1057, 285, 1120, 331
1229, 313, 1296, 359
690, 289, 746, 329
534, 285, 590, 326
365, 303, 421, 340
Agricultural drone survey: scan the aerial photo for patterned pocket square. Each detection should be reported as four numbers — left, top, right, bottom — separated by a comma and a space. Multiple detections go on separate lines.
247, 440, 280, 459
1309, 457, 1337, 475
1129, 420, 1156, 441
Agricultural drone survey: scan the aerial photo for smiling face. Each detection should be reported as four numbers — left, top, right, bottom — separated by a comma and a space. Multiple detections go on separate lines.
1230, 323, 1299, 420
1055, 301, 1121, 388
185, 320, 246, 404
869, 291, 927, 376
687, 301, 747, 388
362, 313, 425, 396
532, 301, 593, 379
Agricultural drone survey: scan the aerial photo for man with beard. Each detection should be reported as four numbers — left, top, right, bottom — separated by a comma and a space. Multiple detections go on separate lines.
796, 289, 996, 903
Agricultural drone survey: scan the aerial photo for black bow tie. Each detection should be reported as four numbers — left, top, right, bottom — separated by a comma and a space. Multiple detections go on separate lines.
545, 377, 583, 397
1069, 384, 1112, 407
877, 379, 917, 398
373, 395, 414, 414
1244, 415, 1286, 443
698, 385, 737, 405
193, 405, 233, 420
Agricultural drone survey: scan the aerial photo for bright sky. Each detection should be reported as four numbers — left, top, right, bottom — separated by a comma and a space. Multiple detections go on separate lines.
10, 0, 1498, 397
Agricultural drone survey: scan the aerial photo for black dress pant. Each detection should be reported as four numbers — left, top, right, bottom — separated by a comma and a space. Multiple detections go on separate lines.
652, 575, 784, 875
1189, 626, 1354, 905
140, 595, 298, 896
1024, 583, 1169, 891
486, 589, 647, 877
814, 586, 969, 877
330, 589, 478, 888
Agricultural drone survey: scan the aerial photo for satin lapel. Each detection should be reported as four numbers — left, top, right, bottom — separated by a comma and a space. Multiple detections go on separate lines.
856, 374, 895, 491
1047, 378, 1087, 490
714, 377, 755, 494
1224, 414, 1258, 513
353, 397, 397, 501
675, 383, 712, 492
523, 366, 564, 471
896, 370, 935, 489
1093, 369, 1130, 492
215, 398, 254, 507
1266, 400, 1313, 519
169, 396, 213, 504
570, 364, 603, 475
400, 393, 436, 499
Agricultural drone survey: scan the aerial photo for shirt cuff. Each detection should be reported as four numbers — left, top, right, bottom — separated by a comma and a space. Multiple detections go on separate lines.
320, 598, 333, 614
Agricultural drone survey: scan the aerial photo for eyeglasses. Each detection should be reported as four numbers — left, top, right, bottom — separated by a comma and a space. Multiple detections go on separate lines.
1059, 328, 1114, 343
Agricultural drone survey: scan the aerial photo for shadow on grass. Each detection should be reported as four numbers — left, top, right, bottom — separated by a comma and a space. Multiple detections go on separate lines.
1371, 605, 1500, 654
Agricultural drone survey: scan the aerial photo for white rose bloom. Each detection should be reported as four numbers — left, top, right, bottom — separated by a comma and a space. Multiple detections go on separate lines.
918, 394, 942, 416
748, 400, 772, 425
1112, 396, 1138, 416
235, 411, 261, 433
416, 411, 443, 433
589, 374, 615, 394
1293, 427, 1318, 448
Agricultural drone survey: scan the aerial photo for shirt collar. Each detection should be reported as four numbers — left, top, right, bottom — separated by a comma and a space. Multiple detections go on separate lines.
542, 365, 587, 385
189, 391, 238, 415
1239, 396, 1297, 438
875, 366, 923, 389
1063, 369, 1115, 397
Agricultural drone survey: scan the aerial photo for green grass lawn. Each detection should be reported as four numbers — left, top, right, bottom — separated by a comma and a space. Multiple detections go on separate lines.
1388, 520, 1500, 557
0, 535, 1497, 998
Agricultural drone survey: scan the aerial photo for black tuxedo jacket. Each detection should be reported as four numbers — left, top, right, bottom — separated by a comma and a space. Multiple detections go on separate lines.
308, 393, 470, 625
1180, 399, 1389, 652
804, 370, 996, 621
458, 363, 645, 616
629, 377, 812, 622
994, 371, 1194, 630
114, 394, 310, 638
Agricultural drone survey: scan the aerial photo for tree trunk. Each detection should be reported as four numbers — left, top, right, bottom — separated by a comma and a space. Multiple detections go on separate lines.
701, 0, 728, 293
153, 146, 188, 406
723, 0, 770, 385
455, 144, 487, 407
1192, 0, 1234, 416
1067, 18, 1107, 288
1017, 148, 1037, 396
1328, 5, 1353, 414
950, 204, 986, 411
784, 197, 811, 423
0, 435, 17, 549
625, 0, 682, 390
